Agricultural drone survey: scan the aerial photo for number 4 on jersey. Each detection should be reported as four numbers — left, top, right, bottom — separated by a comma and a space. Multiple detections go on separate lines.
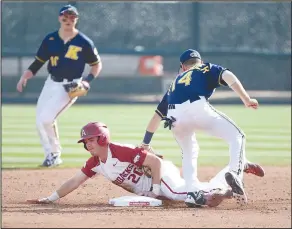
171, 71, 192, 92
178, 71, 192, 86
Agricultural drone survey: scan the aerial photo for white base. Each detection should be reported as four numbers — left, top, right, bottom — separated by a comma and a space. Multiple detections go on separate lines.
109, 195, 163, 207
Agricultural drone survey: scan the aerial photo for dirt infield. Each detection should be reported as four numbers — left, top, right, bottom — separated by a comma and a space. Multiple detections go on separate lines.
2, 166, 291, 228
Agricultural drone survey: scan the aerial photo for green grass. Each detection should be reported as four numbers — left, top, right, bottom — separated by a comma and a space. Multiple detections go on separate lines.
2, 104, 291, 168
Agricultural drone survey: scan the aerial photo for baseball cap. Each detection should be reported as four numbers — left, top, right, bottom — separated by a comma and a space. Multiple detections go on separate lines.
59, 4, 79, 16
179, 49, 201, 64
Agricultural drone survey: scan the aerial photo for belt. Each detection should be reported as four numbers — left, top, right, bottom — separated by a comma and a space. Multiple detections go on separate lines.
50, 74, 77, 83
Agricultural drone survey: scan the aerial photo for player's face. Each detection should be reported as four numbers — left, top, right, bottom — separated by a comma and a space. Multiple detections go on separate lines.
59, 12, 78, 30
84, 137, 100, 156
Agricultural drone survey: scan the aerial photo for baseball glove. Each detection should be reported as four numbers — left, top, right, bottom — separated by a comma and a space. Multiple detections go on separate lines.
63, 81, 90, 99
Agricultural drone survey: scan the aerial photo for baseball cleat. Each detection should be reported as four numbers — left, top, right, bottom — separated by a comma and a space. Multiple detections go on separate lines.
244, 162, 265, 177
40, 153, 63, 167
185, 190, 206, 208
185, 188, 233, 208
225, 172, 247, 205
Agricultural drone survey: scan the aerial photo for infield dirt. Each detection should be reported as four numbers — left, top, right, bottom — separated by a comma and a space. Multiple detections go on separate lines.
2, 166, 291, 228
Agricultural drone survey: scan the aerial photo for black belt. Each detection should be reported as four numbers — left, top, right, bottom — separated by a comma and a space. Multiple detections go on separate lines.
50, 75, 77, 83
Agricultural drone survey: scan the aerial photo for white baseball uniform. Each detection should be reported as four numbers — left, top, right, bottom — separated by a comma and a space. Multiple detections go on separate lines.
81, 143, 230, 201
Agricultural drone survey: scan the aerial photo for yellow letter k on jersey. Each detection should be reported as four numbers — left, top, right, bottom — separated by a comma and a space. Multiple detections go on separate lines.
65, 45, 82, 60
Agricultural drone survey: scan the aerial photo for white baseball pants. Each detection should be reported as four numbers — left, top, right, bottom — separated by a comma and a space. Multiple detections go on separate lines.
167, 97, 246, 192
36, 76, 79, 158
160, 161, 230, 201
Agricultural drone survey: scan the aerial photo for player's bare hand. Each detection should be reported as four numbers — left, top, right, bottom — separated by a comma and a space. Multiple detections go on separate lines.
244, 98, 259, 109
140, 143, 164, 159
16, 78, 27, 92
140, 143, 149, 150
140, 143, 152, 151
140, 143, 156, 154
27, 197, 53, 204
17, 70, 34, 92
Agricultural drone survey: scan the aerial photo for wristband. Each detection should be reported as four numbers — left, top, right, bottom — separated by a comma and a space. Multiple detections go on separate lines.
47, 191, 60, 202
152, 184, 161, 196
82, 73, 95, 83
143, 131, 154, 145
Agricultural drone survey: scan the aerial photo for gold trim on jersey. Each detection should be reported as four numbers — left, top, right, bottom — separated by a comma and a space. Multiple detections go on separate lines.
218, 69, 225, 86
155, 109, 165, 118
35, 56, 45, 63
89, 60, 100, 66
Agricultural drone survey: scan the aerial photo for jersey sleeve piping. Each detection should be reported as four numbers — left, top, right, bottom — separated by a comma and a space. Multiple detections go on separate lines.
35, 56, 46, 63
88, 60, 100, 66
218, 69, 227, 86
155, 109, 165, 118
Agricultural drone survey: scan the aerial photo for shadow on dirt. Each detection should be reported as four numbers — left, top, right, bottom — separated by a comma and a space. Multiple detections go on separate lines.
3, 200, 275, 214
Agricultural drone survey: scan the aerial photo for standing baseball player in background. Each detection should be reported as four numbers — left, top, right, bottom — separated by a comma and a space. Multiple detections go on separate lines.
27, 121, 238, 208
141, 49, 265, 205
16, 5, 102, 167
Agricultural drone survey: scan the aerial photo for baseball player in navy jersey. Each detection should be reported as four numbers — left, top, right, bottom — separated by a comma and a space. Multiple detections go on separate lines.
16, 5, 102, 167
27, 121, 236, 208
141, 49, 265, 206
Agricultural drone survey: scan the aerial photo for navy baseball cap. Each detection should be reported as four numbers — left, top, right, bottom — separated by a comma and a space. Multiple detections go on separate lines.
59, 5, 79, 16
179, 49, 201, 64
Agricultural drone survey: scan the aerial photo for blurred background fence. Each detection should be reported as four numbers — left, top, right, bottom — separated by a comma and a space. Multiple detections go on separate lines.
2, 1, 291, 104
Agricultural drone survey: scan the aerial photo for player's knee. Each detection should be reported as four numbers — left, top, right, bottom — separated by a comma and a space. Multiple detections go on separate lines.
238, 129, 246, 142
226, 131, 245, 148
232, 131, 246, 146
241, 131, 246, 141
229, 127, 245, 140
36, 115, 54, 127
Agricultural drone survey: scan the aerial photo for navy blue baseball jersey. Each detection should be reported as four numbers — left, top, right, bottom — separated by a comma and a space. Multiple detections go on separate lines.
35, 31, 100, 81
167, 63, 228, 104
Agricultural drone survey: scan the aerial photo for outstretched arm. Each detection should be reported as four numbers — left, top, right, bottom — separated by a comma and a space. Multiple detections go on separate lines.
142, 112, 162, 147
145, 112, 162, 133
141, 92, 168, 148
27, 171, 89, 204
222, 70, 259, 109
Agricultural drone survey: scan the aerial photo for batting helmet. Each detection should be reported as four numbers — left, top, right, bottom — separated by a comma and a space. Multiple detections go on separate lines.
78, 122, 110, 150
